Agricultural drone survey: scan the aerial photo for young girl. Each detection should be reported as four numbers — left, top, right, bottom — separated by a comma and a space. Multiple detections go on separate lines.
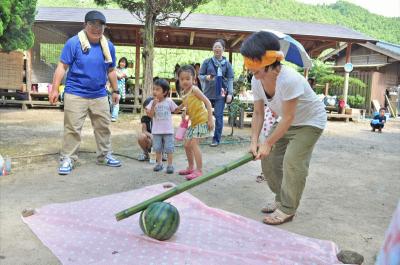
146, 79, 178, 174
111, 57, 128, 121
177, 65, 214, 180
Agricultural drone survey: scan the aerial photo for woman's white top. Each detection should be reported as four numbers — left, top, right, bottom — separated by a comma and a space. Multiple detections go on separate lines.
252, 65, 327, 129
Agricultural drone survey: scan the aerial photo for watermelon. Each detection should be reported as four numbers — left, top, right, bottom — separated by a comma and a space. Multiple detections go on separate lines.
139, 202, 180, 241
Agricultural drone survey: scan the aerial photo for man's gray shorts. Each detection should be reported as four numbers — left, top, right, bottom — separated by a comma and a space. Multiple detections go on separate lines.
152, 134, 175, 153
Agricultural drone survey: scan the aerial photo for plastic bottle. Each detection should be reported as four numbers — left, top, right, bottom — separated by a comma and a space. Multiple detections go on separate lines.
0, 155, 3, 176
175, 118, 189, 141
5, 156, 11, 175
149, 148, 156, 164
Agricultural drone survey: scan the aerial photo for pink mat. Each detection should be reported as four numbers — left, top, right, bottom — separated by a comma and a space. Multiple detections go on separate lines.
23, 183, 341, 265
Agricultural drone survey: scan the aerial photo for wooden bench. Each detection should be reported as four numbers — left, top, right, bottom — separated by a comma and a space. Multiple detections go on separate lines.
327, 113, 351, 122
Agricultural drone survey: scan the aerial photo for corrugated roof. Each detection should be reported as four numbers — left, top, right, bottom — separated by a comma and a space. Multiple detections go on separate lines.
376, 41, 400, 57
359, 42, 400, 61
35, 7, 376, 43
331, 63, 389, 68
321, 41, 400, 62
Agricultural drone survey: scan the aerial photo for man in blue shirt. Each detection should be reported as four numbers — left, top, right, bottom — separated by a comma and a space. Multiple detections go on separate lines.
49, 10, 121, 175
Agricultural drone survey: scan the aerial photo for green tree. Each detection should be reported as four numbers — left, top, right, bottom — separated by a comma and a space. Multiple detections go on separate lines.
0, 0, 37, 51
195, 0, 400, 44
308, 59, 334, 84
0, 1, 12, 37
94, 0, 210, 99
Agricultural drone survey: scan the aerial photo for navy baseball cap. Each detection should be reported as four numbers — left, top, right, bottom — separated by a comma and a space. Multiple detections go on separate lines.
85, 10, 106, 24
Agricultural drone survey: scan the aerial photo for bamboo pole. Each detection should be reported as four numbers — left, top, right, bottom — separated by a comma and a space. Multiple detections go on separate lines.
385, 94, 396, 117
115, 153, 254, 221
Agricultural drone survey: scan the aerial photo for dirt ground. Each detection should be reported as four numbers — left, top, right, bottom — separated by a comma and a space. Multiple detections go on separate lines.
0, 108, 399, 265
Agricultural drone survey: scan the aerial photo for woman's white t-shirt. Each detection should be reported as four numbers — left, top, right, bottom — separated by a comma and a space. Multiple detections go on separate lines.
252, 65, 327, 129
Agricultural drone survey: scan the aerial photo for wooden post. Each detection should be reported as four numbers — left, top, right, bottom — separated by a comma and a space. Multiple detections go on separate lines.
304, 68, 309, 79
324, 83, 329, 96
134, 30, 141, 111
342, 43, 352, 114
26, 49, 32, 102
229, 50, 233, 64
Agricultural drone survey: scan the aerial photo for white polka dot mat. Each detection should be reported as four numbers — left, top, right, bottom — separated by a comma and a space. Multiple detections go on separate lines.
22, 183, 341, 264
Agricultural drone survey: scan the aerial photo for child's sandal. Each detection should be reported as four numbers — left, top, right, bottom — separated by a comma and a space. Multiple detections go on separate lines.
185, 170, 202, 180
178, 168, 194, 175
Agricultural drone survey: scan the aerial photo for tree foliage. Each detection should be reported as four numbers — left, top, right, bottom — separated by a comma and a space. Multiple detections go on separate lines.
0, 0, 37, 51
308, 59, 334, 84
320, 74, 366, 90
227, 73, 252, 135
347, 94, 365, 108
0, 1, 12, 37
195, 0, 400, 44
96, 0, 206, 24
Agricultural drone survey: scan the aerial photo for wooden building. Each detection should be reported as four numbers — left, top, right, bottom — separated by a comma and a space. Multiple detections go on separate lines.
322, 41, 400, 114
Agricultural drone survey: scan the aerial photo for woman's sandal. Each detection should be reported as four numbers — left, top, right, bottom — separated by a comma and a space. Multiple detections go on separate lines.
261, 201, 280, 213
256, 173, 265, 183
262, 209, 294, 225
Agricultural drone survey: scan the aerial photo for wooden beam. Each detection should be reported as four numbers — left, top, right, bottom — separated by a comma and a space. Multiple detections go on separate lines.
309, 41, 336, 58
304, 68, 309, 79
345, 43, 352, 63
309, 41, 335, 53
189, 31, 195, 46
230, 34, 245, 48
134, 30, 141, 109
153, 42, 241, 52
35, 25, 69, 39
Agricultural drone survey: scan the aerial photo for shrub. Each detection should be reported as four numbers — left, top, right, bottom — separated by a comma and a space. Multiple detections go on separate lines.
347, 94, 365, 108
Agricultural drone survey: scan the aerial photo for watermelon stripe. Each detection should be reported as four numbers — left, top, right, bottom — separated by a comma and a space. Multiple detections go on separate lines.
144, 203, 162, 233
157, 207, 179, 240
144, 203, 159, 222
140, 211, 148, 235
153, 206, 175, 238
149, 203, 169, 238
140, 203, 160, 235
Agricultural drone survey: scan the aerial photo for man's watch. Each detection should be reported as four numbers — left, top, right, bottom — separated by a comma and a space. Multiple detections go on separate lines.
112, 90, 120, 94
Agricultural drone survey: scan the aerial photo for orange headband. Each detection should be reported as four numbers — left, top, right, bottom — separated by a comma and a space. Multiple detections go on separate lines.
243, 51, 284, 69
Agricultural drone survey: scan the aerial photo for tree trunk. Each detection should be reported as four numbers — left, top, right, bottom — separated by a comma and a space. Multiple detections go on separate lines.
142, 8, 156, 102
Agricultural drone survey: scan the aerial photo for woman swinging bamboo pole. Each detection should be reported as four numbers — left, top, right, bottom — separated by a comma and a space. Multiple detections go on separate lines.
115, 153, 254, 221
